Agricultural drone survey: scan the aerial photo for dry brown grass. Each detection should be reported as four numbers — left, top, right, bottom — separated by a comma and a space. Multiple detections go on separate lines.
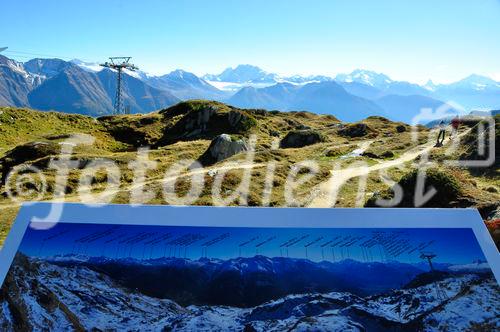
0, 102, 498, 246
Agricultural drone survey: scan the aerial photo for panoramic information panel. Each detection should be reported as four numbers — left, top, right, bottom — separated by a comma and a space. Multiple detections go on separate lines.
0, 203, 498, 330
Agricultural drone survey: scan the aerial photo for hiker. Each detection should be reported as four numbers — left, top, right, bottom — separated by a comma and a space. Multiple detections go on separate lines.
450, 116, 460, 139
436, 120, 446, 146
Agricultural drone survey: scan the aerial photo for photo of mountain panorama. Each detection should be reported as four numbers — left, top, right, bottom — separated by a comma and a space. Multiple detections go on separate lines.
0, 222, 498, 331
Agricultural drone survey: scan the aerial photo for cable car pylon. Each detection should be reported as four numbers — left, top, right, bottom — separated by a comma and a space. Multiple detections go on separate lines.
100, 57, 138, 115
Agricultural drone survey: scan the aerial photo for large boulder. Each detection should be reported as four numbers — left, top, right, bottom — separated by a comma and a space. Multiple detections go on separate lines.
280, 130, 325, 148
199, 134, 249, 165
338, 123, 369, 138
460, 115, 499, 175
396, 125, 407, 133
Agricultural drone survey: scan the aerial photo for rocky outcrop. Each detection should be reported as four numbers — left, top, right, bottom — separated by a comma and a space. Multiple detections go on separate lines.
362, 150, 394, 159
460, 116, 499, 175
365, 168, 471, 208
280, 129, 325, 148
396, 124, 407, 133
0, 253, 186, 331
0, 141, 60, 184
338, 123, 369, 137
199, 134, 249, 165
158, 103, 257, 145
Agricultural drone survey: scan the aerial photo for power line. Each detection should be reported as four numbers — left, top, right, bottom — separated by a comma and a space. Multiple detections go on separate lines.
2, 49, 96, 62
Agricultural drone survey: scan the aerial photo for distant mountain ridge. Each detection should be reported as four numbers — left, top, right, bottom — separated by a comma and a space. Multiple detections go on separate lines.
1, 55, 499, 120
205, 66, 500, 121
48, 254, 427, 307
203, 64, 279, 83
203, 64, 334, 86
228, 81, 386, 121
0, 57, 183, 115
146, 69, 229, 100
26, 60, 179, 116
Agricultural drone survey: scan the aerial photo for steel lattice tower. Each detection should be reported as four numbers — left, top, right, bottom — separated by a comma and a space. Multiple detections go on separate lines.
100, 57, 138, 115
420, 252, 437, 271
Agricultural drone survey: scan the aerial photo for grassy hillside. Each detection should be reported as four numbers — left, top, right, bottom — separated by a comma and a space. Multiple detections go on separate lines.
0, 102, 498, 246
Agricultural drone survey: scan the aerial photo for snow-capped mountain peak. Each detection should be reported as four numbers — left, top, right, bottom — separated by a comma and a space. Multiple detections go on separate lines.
204, 64, 279, 84
335, 69, 393, 88
70, 59, 103, 73
454, 74, 500, 90
168, 69, 189, 78
0, 55, 28, 76
424, 79, 438, 91
162, 69, 205, 83
70, 59, 153, 80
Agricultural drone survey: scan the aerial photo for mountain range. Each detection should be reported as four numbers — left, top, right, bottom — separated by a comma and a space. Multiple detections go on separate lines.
0, 56, 180, 116
47, 254, 429, 307
45, 253, 490, 308
1, 253, 497, 331
1, 55, 499, 122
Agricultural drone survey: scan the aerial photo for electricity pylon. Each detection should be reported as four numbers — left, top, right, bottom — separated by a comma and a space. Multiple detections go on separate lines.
100, 57, 138, 115
420, 252, 437, 271
420, 251, 447, 300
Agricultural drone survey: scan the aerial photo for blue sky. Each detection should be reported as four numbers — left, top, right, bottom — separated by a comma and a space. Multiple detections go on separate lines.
2, 0, 500, 83
19, 223, 487, 265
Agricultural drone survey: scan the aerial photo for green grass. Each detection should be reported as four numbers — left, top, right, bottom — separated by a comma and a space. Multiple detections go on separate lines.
0, 101, 498, 246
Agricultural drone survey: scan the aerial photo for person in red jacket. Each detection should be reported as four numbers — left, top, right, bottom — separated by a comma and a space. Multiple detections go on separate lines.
450, 116, 460, 139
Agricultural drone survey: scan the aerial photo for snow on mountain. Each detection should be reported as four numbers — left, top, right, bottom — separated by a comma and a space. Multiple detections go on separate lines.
42, 254, 426, 308
203, 65, 334, 92
71, 59, 154, 81
431, 74, 500, 110
203, 64, 279, 84
70, 59, 226, 101
2, 54, 500, 116
0, 55, 42, 106
424, 79, 438, 91
0, 254, 186, 331
24, 58, 74, 80
352, 273, 480, 323
206, 81, 277, 92
421, 280, 499, 331
1, 254, 497, 331
448, 262, 491, 272
25, 64, 179, 116
336, 70, 432, 99
336, 69, 393, 89
0, 55, 31, 78
445, 74, 500, 91
47, 253, 422, 276
284, 74, 334, 84
70, 59, 103, 73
